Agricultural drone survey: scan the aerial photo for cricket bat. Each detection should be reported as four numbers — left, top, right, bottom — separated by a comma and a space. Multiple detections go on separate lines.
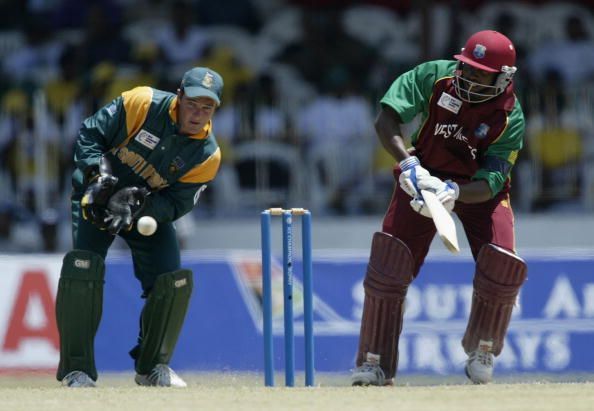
421, 189, 460, 253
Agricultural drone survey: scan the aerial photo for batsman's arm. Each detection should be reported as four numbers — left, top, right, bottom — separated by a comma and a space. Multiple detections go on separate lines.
374, 106, 411, 163
456, 180, 492, 204
468, 102, 525, 202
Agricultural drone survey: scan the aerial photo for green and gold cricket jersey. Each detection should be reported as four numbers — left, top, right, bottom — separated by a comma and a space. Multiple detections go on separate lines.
73, 86, 221, 222
381, 60, 525, 196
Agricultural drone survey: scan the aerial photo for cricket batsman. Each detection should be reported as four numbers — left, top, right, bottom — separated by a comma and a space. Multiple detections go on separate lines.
351, 30, 528, 385
56, 67, 223, 387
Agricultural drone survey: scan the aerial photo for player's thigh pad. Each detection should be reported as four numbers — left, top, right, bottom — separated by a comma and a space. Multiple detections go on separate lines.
357, 232, 414, 379
134, 269, 193, 374
56, 249, 105, 381
462, 244, 527, 355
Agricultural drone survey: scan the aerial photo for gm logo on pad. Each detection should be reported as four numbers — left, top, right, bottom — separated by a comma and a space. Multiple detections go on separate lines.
74, 259, 90, 269
175, 278, 187, 288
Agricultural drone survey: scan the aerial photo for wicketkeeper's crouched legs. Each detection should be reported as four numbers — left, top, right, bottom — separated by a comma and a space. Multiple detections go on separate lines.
356, 232, 414, 381
462, 244, 528, 355
129, 269, 193, 374
56, 250, 105, 382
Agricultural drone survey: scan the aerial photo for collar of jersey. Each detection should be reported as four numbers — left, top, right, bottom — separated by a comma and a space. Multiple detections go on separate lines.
169, 96, 211, 140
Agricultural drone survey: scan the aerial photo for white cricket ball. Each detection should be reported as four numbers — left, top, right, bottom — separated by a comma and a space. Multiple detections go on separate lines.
137, 216, 157, 236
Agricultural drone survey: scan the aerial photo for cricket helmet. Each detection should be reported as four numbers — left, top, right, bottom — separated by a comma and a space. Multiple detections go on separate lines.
453, 30, 517, 103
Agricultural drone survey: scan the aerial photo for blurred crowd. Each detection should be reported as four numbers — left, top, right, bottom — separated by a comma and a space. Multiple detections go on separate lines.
1, 0, 594, 251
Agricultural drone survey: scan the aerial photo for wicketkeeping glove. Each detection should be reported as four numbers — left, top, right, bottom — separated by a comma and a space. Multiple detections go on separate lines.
81, 157, 118, 229
105, 186, 150, 235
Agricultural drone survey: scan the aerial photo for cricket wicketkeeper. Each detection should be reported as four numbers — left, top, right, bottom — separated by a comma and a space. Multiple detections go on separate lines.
56, 67, 223, 387
351, 30, 527, 386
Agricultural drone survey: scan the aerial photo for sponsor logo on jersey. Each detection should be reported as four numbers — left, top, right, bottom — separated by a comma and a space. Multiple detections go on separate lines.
437, 92, 463, 114
434, 123, 477, 160
473, 44, 487, 59
111, 146, 169, 190
135, 129, 160, 150
475, 123, 490, 139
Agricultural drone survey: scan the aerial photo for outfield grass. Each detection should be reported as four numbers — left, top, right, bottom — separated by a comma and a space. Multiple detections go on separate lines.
1, 373, 593, 411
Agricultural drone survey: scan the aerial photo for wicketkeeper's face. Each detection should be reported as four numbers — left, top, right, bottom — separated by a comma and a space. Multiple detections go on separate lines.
177, 93, 217, 135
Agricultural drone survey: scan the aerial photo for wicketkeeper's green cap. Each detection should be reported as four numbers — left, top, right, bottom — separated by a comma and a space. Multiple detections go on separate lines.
181, 67, 224, 105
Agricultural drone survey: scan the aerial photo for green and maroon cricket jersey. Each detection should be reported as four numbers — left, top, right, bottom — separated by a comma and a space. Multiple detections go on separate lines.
380, 60, 525, 196
73, 86, 221, 223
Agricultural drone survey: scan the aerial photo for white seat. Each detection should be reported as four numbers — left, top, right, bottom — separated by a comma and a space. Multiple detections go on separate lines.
215, 142, 304, 215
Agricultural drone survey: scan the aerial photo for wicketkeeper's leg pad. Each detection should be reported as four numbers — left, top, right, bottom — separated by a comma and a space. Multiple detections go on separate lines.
56, 249, 105, 381
356, 232, 414, 380
131, 269, 193, 374
462, 244, 527, 355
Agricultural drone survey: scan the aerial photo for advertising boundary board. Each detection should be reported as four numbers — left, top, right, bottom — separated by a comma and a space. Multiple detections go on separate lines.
0, 251, 593, 376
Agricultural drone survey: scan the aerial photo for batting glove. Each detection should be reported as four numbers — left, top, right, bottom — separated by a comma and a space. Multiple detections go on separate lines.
416, 178, 460, 213
398, 156, 431, 198
409, 195, 432, 218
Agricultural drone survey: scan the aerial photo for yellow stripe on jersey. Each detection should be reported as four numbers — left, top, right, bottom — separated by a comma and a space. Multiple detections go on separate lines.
507, 150, 518, 164
179, 147, 221, 183
168, 96, 178, 123
119, 87, 153, 147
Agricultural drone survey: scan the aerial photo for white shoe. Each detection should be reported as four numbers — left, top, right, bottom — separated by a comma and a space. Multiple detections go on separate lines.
465, 341, 494, 384
135, 364, 187, 387
351, 362, 387, 386
62, 371, 96, 388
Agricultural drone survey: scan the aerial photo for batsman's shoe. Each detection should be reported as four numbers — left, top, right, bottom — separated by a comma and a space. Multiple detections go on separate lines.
135, 364, 187, 388
465, 340, 494, 384
351, 362, 388, 386
61, 371, 96, 388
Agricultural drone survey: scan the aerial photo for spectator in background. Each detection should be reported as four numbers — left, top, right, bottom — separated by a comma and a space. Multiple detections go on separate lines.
198, 46, 253, 104
52, 0, 122, 30
195, 0, 262, 33
44, 45, 85, 194
297, 68, 375, 214
75, 3, 131, 70
155, 0, 211, 71
2, 16, 63, 85
44, 46, 82, 122
83, 62, 119, 113
523, 69, 588, 210
276, 9, 376, 94
105, 43, 162, 98
527, 15, 594, 87
0, 88, 61, 251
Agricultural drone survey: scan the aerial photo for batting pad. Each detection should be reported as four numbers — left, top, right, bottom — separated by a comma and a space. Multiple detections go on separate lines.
133, 269, 193, 375
462, 244, 528, 355
56, 249, 105, 381
356, 232, 414, 379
